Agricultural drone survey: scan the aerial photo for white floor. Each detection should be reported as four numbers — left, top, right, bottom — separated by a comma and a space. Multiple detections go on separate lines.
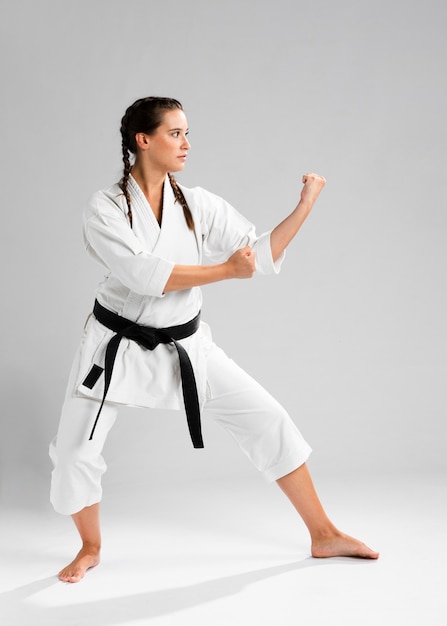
1, 472, 446, 626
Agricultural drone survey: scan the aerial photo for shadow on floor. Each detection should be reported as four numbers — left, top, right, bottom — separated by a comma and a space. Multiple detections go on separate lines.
0, 557, 366, 625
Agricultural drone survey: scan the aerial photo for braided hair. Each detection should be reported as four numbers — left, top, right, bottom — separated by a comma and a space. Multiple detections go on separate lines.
119, 97, 194, 230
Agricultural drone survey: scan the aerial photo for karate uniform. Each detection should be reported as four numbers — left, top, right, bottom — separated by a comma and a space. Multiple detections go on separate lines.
49, 175, 311, 515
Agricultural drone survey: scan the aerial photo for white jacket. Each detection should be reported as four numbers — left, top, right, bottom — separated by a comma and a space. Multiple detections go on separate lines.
73, 174, 284, 410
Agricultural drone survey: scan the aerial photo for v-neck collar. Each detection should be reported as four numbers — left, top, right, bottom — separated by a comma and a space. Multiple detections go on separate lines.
128, 174, 174, 233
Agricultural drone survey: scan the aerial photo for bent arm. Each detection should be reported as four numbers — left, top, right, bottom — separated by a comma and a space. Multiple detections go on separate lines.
270, 173, 326, 262
164, 263, 228, 292
164, 246, 255, 292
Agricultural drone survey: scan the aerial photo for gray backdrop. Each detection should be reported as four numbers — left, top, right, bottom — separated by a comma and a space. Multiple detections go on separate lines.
1, 0, 445, 510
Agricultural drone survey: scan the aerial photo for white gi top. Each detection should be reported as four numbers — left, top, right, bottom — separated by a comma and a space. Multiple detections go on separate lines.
74, 174, 284, 409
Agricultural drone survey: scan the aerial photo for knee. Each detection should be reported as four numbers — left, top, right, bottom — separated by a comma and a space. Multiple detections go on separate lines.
50, 436, 103, 473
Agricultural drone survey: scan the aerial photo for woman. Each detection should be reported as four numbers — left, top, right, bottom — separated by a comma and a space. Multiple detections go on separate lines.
50, 97, 379, 583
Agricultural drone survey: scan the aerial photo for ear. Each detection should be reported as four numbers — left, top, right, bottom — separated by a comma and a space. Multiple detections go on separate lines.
135, 132, 150, 151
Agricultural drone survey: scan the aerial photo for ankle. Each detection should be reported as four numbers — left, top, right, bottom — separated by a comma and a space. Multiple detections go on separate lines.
81, 541, 101, 553
309, 524, 340, 543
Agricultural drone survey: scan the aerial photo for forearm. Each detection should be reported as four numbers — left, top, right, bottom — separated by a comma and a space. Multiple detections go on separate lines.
164, 263, 229, 292
270, 199, 313, 261
270, 172, 326, 261
164, 246, 256, 292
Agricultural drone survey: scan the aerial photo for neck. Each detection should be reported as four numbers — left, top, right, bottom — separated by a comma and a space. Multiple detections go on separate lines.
131, 161, 166, 198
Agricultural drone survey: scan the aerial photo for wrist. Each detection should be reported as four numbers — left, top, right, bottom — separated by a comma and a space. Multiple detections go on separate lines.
220, 261, 232, 280
296, 199, 313, 215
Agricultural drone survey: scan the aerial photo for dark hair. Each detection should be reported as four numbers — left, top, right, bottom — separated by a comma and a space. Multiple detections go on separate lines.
119, 97, 194, 229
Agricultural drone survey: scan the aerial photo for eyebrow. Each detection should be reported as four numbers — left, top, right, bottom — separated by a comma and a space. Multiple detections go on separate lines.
169, 127, 189, 132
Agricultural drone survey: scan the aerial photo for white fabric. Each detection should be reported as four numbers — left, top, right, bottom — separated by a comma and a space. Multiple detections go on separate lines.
49, 175, 311, 516
50, 342, 311, 515
76, 175, 285, 410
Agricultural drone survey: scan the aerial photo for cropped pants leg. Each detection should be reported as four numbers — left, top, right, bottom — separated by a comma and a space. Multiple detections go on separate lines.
49, 350, 119, 515
49, 343, 311, 515
203, 344, 311, 482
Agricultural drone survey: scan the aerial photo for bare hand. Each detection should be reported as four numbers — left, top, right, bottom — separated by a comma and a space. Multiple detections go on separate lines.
226, 246, 256, 279
300, 172, 326, 207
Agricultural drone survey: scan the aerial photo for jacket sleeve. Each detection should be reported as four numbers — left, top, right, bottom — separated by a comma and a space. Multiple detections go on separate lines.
83, 191, 174, 297
191, 187, 285, 275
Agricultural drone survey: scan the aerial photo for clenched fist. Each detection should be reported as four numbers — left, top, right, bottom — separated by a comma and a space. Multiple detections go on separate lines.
300, 173, 326, 207
226, 246, 256, 279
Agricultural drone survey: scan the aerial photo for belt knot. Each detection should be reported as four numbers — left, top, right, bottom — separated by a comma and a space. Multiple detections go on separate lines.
87, 300, 203, 448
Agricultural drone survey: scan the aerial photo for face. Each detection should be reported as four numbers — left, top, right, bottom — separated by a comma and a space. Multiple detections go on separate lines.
138, 109, 191, 174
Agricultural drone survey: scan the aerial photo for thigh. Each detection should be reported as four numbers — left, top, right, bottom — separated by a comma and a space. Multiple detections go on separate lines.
51, 346, 119, 457
203, 344, 310, 473
52, 394, 119, 458
204, 344, 289, 426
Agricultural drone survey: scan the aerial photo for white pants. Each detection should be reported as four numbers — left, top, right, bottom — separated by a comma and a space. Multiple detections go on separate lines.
49, 344, 311, 515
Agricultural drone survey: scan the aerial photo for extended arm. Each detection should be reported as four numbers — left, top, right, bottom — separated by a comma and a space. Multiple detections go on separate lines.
270, 173, 326, 262
165, 173, 325, 292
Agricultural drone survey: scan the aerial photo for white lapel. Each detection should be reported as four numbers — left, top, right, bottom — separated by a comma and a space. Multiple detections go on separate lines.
127, 174, 161, 251
127, 174, 199, 263
155, 181, 200, 264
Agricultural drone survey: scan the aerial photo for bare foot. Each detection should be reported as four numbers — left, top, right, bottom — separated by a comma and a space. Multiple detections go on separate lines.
58, 546, 100, 583
312, 531, 379, 559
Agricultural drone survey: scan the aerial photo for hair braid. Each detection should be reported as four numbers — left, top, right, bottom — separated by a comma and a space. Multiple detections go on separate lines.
168, 173, 194, 231
119, 112, 133, 227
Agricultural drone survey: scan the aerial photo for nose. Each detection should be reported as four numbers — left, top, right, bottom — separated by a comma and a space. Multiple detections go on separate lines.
182, 135, 191, 150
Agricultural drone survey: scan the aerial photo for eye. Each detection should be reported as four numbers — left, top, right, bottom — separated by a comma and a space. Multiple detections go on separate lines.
172, 131, 180, 138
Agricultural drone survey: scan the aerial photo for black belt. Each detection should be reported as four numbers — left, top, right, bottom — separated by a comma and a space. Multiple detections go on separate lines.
88, 299, 203, 448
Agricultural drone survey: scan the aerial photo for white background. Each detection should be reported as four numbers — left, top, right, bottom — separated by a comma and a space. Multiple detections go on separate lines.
0, 0, 446, 510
